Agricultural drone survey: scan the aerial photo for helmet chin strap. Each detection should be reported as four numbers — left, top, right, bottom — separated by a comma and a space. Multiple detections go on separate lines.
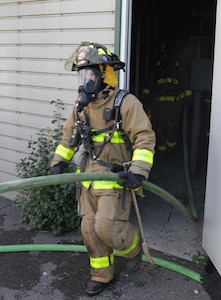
101, 64, 106, 79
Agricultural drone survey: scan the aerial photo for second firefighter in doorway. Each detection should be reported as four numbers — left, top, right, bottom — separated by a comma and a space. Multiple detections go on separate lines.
51, 42, 156, 296
143, 42, 192, 155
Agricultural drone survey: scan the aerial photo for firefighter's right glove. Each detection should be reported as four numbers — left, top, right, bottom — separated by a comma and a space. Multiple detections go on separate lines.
51, 161, 68, 175
118, 171, 145, 189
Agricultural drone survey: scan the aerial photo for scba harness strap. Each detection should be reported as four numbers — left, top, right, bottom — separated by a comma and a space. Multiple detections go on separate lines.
79, 89, 131, 171
75, 89, 131, 204
113, 90, 133, 154
93, 89, 131, 169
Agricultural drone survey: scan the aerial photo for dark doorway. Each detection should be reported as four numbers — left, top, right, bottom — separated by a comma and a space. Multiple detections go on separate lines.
130, 0, 216, 176
130, 0, 216, 98
128, 2, 218, 285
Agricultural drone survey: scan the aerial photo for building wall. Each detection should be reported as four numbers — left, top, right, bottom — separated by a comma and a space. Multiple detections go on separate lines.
203, 0, 221, 276
0, 0, 117, 199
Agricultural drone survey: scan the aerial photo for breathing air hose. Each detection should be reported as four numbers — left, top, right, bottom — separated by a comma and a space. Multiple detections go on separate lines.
0, 173, 201, 282
183, 104, 198, 218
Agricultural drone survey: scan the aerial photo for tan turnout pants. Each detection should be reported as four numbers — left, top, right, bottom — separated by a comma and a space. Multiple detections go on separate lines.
78, 184, 141, 283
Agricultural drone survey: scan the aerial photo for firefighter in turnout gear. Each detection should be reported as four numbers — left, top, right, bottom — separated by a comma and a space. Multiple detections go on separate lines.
51, 42, 156, 296
143, 42, 192, 155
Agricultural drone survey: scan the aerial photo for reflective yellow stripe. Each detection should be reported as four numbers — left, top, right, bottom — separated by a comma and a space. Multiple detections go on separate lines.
179, 90, 192, 99
158, 90, 192, 102
91, 131, 124, 144
142, 88, 150, 95
185, 90, 192, 96
76, 168, 123, 189
110, 132, 125, 143
82, 181, 91, 188
76, 168, 91, 188
76, 171, 122, 189
55, 144, 74, 161
157, 78, 179, 84
78, 178, 137, 190
158, 145, 167, 151
117, 231, 139, 256
166, 141, 176, 148
85, 181, 137, 190
93, 180, 122, 189
132, 149, 154, 165
89, 44, 112, 57
90, 253, 114, 268
91, 132, 105, 142
158, 96, 176, 102
97, 48, 106, 55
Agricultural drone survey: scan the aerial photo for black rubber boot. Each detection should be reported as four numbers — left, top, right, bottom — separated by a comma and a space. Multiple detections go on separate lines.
125, 250, 142, 273
85, 280, 107, 296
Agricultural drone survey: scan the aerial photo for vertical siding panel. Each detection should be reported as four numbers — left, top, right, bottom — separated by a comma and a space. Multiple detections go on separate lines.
0, 0, 116, 199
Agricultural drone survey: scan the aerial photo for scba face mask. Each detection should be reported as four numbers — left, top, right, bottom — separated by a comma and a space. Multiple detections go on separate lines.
77, 68, 101, 108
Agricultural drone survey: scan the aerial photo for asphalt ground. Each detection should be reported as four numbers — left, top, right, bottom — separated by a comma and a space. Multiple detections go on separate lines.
0, 196, 213, 300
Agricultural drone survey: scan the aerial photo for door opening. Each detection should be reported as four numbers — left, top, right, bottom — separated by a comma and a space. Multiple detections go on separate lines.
130, 0, 216, 181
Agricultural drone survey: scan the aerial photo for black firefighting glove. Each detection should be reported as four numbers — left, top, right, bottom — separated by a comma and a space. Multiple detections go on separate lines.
118, 171, 145, 189
51, 161, 68, 175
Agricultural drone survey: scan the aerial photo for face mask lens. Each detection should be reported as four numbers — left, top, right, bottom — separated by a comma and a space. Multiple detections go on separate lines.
78, 69, 100, 93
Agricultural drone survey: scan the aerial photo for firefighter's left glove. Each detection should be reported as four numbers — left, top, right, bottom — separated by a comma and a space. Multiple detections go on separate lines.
118, 171, 145, 189
51, 161, 68, 175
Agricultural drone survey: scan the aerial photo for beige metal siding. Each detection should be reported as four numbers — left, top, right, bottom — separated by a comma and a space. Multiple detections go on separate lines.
0, 0, 116, 199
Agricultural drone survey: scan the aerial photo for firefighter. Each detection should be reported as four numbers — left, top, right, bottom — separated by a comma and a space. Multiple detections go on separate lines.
51, 42, 155, 296
143, 42, 192, 155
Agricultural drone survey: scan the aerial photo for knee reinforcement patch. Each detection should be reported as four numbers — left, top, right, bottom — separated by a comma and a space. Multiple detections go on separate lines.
82, 216, 112, 257
95, 218, 135, 250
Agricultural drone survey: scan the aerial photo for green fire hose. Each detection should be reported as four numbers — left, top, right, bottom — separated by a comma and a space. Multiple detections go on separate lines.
0, 244, 202, 283
0, 173, 197, 221
183, 104, 198, 218
0, 173, 201, 283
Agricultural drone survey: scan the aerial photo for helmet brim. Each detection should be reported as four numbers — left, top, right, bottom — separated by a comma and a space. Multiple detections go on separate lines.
64, 49, 125, 72
65, 60, 125, 72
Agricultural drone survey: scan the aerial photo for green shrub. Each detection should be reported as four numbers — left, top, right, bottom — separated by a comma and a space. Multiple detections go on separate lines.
192, 250, 208, 265
15, 99, 81, 236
